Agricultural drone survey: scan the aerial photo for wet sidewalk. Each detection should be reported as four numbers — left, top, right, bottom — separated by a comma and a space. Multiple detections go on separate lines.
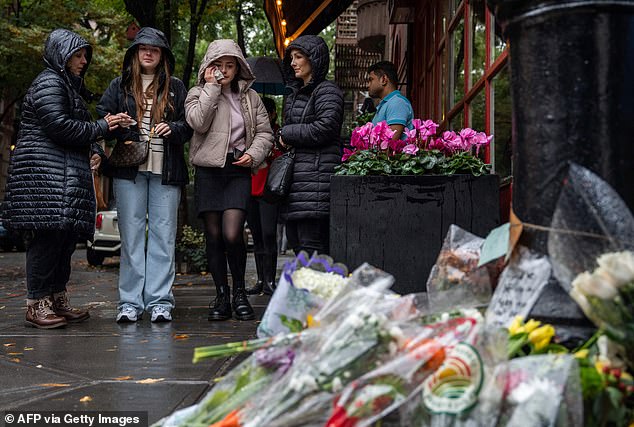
0, 248, 287, 424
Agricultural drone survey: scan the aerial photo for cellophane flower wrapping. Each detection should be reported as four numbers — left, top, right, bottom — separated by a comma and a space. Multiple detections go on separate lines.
325, 311, 487, 427
398, 323, 509, 427
426, 225, 494, 311
238, 278, 423, 427
257, 251, 349, 338
548, 163, 634, 292
154, 354, 276, 427
495, 355, 583, 427
568, 251, 634, 368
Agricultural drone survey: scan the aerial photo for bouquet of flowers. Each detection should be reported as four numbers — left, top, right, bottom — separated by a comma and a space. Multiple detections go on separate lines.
257, 251, 349, 338
336, 119, 492, 176
326, 315, 482, 427
569, 251, 634, 366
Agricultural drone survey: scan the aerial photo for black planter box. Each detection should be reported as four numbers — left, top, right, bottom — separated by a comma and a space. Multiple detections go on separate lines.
330, 174, 500, 294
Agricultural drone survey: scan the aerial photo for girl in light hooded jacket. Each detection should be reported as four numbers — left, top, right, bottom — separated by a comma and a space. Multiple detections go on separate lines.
185, 39, 273, 321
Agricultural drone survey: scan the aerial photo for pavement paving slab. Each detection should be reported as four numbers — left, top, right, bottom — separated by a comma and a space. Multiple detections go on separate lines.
0, 247, 291, 423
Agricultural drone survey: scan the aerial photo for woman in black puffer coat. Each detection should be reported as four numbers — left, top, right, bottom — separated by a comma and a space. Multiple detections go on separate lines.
3, 29, 120, 329
278, 35, 344, 255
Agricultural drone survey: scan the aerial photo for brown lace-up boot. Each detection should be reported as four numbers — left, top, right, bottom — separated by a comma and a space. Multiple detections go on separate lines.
52, 291, 90, 323
25, 296, 67, 329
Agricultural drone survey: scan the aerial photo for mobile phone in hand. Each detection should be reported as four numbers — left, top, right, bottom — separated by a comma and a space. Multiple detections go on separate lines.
233, 148, 244, 159
213, 69, 224, 81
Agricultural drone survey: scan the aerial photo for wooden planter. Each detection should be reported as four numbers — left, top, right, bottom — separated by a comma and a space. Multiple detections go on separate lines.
330, 174, 500, 294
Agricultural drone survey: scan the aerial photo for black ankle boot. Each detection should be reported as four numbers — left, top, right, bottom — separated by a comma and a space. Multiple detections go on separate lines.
263, 251, 277, 295
246, 254, 265, 295
208, 285, 232, 321
232, 285, 255, 321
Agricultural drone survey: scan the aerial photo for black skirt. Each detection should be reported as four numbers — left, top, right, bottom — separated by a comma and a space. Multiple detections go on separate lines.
195, 156, 251, 214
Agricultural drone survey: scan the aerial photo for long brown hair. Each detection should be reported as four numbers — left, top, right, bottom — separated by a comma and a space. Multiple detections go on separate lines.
129, 51, 173, 127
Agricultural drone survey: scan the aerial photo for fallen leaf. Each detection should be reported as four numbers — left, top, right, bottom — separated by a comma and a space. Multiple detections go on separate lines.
136, 378, 164, 384
10, 358, 20, 363
113, 376, 133, 381
139, 340, 148, 344
0, 306, 6, 310
173, 334, 189, 340
36, 364, 43, 368
79, 396, 92, 403
24, 347, 34, 351
8, 352, 23, 356
39, 383, 70, 387
106, 348, 118, 352
3, 343, 15, 347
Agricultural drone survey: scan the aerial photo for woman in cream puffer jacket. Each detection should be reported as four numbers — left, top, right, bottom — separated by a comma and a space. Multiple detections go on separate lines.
185, 39, 273, 322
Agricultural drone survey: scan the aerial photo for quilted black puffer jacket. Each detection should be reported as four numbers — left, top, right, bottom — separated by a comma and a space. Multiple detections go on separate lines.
3, 29, 108, 238
97, 27, 192, 185
280, 35, 344, 220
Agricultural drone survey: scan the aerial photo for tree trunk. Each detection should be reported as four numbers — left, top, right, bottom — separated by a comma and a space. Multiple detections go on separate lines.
235, 1, 247, 57
182, 0, 209, 87
163, 0, 172, 46
124, 0, 158, 27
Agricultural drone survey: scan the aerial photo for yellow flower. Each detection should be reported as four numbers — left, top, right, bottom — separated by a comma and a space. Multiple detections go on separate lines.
574, 349, 589, 359
306, 314, 319, 328
524, 319, 542, 333
508, 316, 525, 335
595, 360, 607, 374
528, 324, 555, 350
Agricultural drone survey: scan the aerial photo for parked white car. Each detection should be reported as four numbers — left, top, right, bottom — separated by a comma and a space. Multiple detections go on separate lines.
87, 210, 121, 266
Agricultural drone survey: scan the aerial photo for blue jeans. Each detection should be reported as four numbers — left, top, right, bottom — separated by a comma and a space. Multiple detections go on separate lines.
114, 173, 180, 314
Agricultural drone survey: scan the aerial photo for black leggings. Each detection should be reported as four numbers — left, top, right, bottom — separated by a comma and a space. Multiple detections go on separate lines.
202, 209, 247, 288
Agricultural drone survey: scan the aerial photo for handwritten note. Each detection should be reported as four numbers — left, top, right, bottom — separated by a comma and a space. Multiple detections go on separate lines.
485, 245, 552, 327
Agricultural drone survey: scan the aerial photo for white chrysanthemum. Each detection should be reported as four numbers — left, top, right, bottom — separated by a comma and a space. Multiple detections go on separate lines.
291, 268, 349, 299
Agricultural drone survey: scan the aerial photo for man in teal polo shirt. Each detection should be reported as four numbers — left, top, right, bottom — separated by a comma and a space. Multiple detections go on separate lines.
367, 61, 414, 140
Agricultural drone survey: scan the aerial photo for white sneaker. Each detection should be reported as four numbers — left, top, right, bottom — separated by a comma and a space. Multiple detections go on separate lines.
116, 305, 138, 323
151, 305, 172, 323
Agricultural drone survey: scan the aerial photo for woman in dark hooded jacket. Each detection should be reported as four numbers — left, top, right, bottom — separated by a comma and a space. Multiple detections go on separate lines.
278, 35, 344, 255
97, 27, 192, 324
3, 29, 120, 329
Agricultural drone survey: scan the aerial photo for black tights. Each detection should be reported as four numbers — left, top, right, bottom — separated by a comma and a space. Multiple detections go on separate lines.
203, 209, 247, 289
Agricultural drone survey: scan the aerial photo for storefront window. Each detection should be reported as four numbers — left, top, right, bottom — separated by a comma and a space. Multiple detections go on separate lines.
470, 90, 486, 133
493, 66, 512, 179
450, 18, 465, 107
470, 0, 486, 86
493, 18, 506, 60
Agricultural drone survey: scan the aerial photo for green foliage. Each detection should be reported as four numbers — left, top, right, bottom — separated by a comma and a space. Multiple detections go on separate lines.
1, 0, 131, 116
335, 149, 491, 177
177, 225, 207, 272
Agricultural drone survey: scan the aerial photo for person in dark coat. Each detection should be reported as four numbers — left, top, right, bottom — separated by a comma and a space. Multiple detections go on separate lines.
97, 27, 192, 323
278, 35, 344, 255
3, 28, 120, 329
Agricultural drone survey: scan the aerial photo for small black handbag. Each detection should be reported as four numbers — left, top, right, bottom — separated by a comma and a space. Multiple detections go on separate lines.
263, 149, 295, 203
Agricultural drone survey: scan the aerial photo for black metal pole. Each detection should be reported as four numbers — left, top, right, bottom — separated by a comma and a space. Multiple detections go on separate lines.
489, 0, 634, 252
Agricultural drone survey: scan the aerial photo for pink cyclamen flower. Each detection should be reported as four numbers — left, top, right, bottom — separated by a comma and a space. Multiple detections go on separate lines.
427, 138, 444, 151
420, 119, 439, 140
472, 131, 493, 155
389, 138, 406, 154
402, 144, 419, 155
441, 131, 463, 154
404, 128, 418, 145
342, 147, 356, 162
371, 121, 395, 150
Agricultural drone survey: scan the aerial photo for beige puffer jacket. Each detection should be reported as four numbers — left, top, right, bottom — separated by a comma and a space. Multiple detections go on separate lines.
185, 39, 273, 168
